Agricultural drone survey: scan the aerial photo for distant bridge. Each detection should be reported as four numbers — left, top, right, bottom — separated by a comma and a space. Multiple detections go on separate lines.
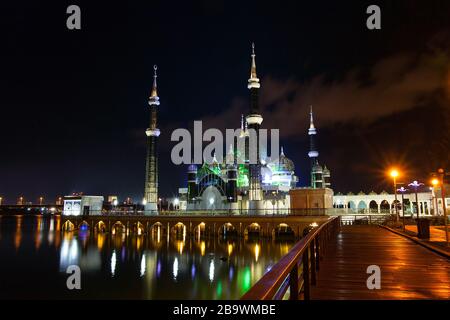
0, 204, 63, 213
60, 214, 332, 239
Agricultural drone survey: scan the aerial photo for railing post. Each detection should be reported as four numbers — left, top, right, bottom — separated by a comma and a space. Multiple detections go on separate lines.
310, 242, 316, 285
315, 237, 320, 270
289, 263, 299, 300
302, 250, 310, 300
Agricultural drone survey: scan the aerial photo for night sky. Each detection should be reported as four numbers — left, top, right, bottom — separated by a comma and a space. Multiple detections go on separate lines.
1, 1, 449, 204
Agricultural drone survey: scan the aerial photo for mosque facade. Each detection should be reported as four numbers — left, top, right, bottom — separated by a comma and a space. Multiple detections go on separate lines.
175, 45, 331, 213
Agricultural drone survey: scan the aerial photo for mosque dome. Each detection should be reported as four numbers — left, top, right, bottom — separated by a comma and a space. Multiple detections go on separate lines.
277, 147, 295, 173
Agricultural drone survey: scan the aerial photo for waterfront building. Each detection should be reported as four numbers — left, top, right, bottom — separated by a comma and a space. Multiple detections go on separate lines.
333, 190, 434, 215
62, 195, 104, 216
431, 184, 450, 215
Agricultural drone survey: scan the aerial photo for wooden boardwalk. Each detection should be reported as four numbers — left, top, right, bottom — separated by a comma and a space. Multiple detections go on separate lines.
311, 225, 450, 299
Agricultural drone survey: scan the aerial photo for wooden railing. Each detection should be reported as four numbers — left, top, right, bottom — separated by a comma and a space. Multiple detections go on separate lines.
241, 216, 341, 300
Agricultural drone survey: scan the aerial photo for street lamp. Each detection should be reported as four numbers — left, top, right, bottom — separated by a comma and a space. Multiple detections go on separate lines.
397, 187, 408, 231
437, 169, 449, 247
0, 196, 3, 206
408, 181, 424, 219
113, 199, 118, 213
390, 169, 400, 221
431, 178, 440, 215
174, 198, 180, 211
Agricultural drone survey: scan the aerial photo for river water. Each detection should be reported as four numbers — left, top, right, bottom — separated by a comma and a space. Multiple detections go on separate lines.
0, 215, 294, 299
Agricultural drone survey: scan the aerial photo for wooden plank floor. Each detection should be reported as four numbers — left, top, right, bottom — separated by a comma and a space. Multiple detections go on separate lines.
311, 225, 450, 299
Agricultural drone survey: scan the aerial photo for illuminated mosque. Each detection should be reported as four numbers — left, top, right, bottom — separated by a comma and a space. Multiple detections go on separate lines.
176, 44, 331, 213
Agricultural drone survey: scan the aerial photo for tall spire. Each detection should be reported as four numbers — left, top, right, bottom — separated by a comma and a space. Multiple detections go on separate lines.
308, 105, 316, 135
241, 114, 244, 130
144, 64, 161, 212
250, 42, 257, 79
248, 42, 260, 89
149, 65, 160, 105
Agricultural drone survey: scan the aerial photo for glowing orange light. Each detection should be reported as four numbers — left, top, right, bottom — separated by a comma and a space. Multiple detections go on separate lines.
431, 178, 439, 186
389, 169, 399, 178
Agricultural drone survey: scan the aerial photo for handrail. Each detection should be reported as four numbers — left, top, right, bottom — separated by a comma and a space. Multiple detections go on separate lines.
241, 216, 341, 300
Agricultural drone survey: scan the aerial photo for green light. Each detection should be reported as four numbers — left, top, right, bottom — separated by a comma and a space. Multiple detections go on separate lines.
237, 164, 249, 188
216, 281, 222, 298
238, 267, 252, 295
211, 165, 221, 176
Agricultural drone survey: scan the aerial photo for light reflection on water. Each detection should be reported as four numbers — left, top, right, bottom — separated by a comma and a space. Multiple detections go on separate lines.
0, 215, 294, 299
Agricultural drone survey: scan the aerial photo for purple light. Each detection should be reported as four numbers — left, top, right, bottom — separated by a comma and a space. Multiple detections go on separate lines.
397, 187, 408, 193
191, 265, 196, 278
229, 266, 234, 280
121, 247, 126, 261
156, 260, 162, 277
408, 181, 424, 189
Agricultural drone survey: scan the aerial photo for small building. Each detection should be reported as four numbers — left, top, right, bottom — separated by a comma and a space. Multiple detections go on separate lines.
107, 195, 118, 204
289, 188, 334, 212
333, 190, 434, 215
63, 195, 104, 216
432, 184, 450, 216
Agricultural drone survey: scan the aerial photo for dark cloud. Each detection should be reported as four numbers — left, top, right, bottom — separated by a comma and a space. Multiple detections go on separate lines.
200, 36, 450, 140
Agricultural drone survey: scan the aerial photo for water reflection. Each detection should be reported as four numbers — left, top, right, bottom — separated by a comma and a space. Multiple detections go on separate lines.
111, 250, 117, 276
14, 216, 22, 250
0, 215, 294, 299
140, 254, 146, 277
60, 234, 79, 271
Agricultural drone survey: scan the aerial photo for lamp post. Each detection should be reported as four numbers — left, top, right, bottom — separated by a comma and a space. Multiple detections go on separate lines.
437, 169, 449, 247
431, 179, 440, 215
142, 198, 147, 213
397, 187, 408, 231
390, 169, 399, 222
408, 181, 424, 219
113, 199, 118, 214
0, 196, 3, 206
